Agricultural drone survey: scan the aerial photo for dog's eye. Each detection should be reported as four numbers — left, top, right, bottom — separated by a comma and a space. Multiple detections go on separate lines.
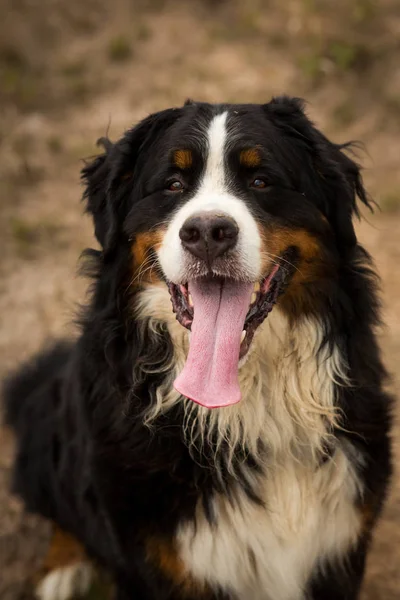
167, 180, 184, 192
250, 178, 267, 189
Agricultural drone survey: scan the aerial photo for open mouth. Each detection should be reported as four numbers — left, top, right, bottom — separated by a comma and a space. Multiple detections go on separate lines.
168, 263, 288, 359
167, 252, 294, 409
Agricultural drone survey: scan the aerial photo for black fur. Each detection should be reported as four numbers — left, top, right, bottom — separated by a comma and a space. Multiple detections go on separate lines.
3, 97, 392, 599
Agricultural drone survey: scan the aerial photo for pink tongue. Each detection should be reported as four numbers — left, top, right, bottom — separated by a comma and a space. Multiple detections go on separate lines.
174, 279, 253, 408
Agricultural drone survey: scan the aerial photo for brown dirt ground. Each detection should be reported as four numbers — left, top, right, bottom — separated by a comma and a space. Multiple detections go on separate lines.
0, 1, 399, 598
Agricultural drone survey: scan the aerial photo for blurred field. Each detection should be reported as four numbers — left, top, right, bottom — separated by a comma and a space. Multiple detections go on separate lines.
0, 1, 400, 598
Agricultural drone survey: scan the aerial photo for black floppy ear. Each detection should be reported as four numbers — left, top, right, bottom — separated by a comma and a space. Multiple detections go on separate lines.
81, 140, 114, 249
308, 131, 370, 251
81, 108, 183, 252
265, 96, 371, 252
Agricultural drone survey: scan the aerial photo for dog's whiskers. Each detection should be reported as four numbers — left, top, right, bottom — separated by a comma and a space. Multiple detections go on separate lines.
259, 250, 302, 276
128, 257, 160, 290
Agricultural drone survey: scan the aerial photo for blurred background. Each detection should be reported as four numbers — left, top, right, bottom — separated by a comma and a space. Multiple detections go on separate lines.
0, 0, 399, 598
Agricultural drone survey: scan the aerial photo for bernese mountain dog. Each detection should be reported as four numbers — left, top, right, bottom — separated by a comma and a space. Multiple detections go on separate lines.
4, 97, 392, 600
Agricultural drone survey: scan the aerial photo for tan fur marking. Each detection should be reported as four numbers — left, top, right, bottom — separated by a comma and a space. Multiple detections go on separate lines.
174, 149, 193, 170
146, 537, 210, 597
239, 148, 262, 168
258, 223, 334, 317
131, 229, 165, 285
33, 526, 87, 586
43, 527, 86, 570
259, 225, 322, 277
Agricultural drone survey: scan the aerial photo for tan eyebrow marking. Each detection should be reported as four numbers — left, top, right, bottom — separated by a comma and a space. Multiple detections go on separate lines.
173, 149, 193, 170
239, 148, 262, 168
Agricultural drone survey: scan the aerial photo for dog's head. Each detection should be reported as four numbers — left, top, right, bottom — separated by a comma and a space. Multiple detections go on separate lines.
82, 97, 369, 408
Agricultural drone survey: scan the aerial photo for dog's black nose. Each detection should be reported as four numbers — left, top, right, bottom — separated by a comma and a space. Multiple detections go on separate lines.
179, 212, 239, 265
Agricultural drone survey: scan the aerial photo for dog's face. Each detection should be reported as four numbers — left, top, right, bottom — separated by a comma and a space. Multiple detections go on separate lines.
83, 97, 368, 408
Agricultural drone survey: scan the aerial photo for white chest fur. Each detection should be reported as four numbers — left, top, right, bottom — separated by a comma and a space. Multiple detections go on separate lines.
176, 448, 362, 600
136, 286, 364, 599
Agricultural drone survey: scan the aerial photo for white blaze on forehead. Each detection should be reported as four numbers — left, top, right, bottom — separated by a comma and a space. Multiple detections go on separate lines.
157, 111, 261, 283
203, 111, 228, 192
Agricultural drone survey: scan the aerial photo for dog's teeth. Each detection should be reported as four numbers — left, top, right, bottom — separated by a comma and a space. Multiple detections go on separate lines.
254, 282, 260, 292
241, 330, 246, 343
251, 292, 257, 304
188, 294, 194, 307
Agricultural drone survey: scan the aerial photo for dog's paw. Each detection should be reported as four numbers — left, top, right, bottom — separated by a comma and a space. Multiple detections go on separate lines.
35, 562, 93, 600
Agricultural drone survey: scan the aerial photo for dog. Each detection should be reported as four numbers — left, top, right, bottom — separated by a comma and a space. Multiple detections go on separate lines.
4, 97, 392, 600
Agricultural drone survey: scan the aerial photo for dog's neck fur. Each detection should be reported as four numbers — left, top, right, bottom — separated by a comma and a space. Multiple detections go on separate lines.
134, 283, 347, 474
